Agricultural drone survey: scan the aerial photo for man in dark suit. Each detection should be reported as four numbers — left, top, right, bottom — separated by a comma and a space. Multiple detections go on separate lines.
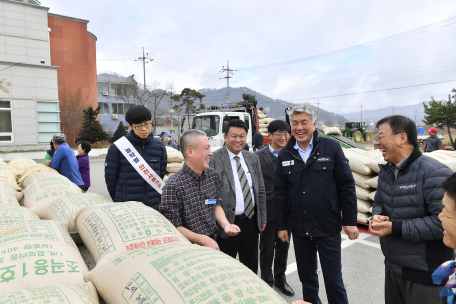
209, 119, 267, 273
255, 120, 295, 296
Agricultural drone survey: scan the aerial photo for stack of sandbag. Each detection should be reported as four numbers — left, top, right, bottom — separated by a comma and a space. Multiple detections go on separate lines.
258, 112, 275, 136
165, 146, 184, 182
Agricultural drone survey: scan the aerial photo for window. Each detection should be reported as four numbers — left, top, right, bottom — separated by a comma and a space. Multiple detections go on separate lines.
193, 115, 220, 137
99, 103, 109, 115
112, 103, 133, 115
37, 102, 60, 142
110, 83, 133, 96
0, 101, 12, 142
97, 82, 108, 95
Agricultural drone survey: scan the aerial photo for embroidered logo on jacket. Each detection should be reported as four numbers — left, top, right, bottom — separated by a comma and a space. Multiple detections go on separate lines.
399, 184, 416, 189
316, 157, 332, 162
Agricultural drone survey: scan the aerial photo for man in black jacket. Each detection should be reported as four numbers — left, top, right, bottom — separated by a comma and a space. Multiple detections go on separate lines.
370, 115, 453, 304
275, 103, 358, 304
255, 120, 294, 296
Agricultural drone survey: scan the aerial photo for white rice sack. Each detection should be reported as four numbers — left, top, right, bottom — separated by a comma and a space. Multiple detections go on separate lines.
357, 199, 373, 213
259, 128, 268, 133
75, 202, 191, 263
0, 163, 20, 177
346, 154, 375, 175
166, 162, 184, 173
352, 171, 375, 189
22, 174, 82, 210
442, 159, 456, 172
366, 157, 387, 174
0, 205, 39, 227
18, 164, 59, 188
8, 158, 37, 172
85, 244, 287, 304
433, 150, 456, 158
365, 176, 378, 188
258, 118, 267, 124
0, 180, 23, 202
368, 190, 377, 201
0, 282, 99, 304
165, 146, 184, 163
0, 220, 89, 295
423, 152, 445, 162
259, 123, 268, 128
356, 185, 373, 200
258, 113, 267, 119
264, 118, 275, 124
322, 125, 342, 136
0, 188, 20, 206
32, 193, 111, 236
429, 151, 454, 161
0, 168, 20, 190
163, 173, 175, 183
357, 212, 371, 224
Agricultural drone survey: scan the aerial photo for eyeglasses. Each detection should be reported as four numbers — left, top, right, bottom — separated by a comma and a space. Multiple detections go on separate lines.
132, 122, 152, 130
373, 133, 400, 143
272, 132, 289, 138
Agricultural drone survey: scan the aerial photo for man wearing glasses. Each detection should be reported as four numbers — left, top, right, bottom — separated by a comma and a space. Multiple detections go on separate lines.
369, 115, 453, 304
255, 120, 295, 296
105, 105, 167, 210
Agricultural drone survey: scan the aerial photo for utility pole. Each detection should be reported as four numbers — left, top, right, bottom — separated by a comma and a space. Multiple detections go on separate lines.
414, 109, 417, 124
391, 107, 394, 115
220, 60, 236, 111
135, 47, 153, 91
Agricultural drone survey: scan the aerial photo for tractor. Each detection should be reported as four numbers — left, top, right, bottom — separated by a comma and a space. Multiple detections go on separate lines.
340, 121, 371, 143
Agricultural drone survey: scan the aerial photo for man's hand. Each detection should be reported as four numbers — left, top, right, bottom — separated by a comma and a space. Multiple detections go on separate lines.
200, 236, 220, 251
45, 160, 51, 167
372, 215, 389, 223
224, 224, 240, 237
343, 226, 359, 240
278, 230, 289, 243
261, 223, 266, 232
369, 220, 393, 237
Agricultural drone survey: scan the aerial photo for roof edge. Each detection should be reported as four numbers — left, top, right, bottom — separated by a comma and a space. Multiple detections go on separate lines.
87, 31, 97, 41
0, 61, 60, 70
48, 12, 89, 24
1, 0, 49, 10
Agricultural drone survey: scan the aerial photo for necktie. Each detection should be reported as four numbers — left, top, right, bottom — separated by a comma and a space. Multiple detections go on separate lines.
234, 156, 254, 219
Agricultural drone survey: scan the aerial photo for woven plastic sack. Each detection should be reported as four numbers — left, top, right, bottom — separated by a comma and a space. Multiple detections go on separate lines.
366, 157, 387, 174
0, 168, 20, 190
8, 158, 37, 172
433, 150, 456, 158
85, 244, 287, 304
165, 146, 184, 163
368, 190, 377, 201
0, 188, 20, 206
0, 220, 89, 295
423, 152, 445, 162
352, 171, 374, 189
441, 159, 456, 172
166, 162, 184, 173
0, 205, 39, 227
18, 164, 59, 188
258, 118, 267, 124
365, 176, 378, 188
0, 282, 99, 304
357, 199, 373, 213
429, 152, 453, 161
163, 173, 174, 183
32, 193, 111, 236
0, 163, 20, 177
356, 185, 373, 200
259, 127, 268, 133
357, 212, 371, 224
75, 202, 191, 263
264, 118, 275, 124
22, 172, 73, 189
346, 154, 375, 175
258, 113, 267, 119
259, 123, 268, 128
0, 180, 23, 201
322, 125, 342, 136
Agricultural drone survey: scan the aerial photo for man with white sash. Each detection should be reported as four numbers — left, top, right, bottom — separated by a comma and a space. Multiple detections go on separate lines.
105, 105, 167, 210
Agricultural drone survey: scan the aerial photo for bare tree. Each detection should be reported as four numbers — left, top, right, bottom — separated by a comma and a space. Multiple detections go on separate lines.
323, 119, 335, 127
146, 81, 173, 134
337, 119, 346, 127
59, 86, 89, 147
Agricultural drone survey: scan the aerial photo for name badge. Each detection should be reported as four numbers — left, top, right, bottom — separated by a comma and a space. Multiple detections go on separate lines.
205, 199, 217, 205
282, 160, 294, 166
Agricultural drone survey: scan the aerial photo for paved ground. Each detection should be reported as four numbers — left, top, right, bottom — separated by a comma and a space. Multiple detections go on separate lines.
87, 157, 385, 304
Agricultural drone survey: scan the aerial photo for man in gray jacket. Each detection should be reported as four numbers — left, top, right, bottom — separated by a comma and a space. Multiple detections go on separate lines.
369, 115, 454, 304
424, 127, 442, 152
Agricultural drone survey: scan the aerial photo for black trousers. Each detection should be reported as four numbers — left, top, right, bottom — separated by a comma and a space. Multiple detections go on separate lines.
385, 269, 445, 304
217, 213, 259, 274
293, 233, 348, 304
259, 220, 290, 286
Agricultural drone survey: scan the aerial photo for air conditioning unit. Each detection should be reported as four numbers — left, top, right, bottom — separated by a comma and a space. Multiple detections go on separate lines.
102, 91, 108, 96
112, 114, 118, 120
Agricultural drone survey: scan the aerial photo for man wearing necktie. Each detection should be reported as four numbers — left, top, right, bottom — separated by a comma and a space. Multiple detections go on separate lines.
209, 119, 267, 273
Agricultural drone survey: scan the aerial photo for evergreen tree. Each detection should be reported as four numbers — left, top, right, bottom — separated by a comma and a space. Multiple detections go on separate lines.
423, 90, 456, 147
76, 106, 109, 143
112, 121, 128, 142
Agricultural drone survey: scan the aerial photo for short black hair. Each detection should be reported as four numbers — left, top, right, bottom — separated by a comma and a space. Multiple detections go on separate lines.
376, 115, 417, 147
442, 173, 456, 204
50, 140, 55, 151
224, 119, 248, 135
79, 141, 92, 154
125, 105, 152, 125
268, 120, 290, 134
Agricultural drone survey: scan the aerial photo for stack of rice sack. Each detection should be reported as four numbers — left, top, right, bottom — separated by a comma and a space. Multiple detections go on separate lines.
73, 201, 287, 304
258, 112, 275, 136
343, 148, 385, 224
423, 150, 456, 172
165, 146, 184, 182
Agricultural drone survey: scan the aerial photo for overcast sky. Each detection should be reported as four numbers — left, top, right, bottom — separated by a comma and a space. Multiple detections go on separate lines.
41, 0, 456, 114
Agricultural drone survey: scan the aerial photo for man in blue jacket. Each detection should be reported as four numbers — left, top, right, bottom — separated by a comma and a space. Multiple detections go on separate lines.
105, 105, 167, 210
275, 103, 358, 304
45, 133, 84, 189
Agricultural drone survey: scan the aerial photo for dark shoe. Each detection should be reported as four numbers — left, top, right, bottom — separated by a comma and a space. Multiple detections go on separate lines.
274, 281, 295, 297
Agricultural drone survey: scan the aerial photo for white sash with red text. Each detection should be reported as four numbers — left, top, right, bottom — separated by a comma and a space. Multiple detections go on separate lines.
114, 136, 164, 194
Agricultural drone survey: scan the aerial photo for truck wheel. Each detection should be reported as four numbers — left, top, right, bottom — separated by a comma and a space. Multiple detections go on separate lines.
354, 130, 362, 143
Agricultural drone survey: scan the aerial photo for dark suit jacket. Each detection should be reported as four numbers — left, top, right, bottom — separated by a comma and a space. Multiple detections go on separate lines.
255, 146, 277, 222
209, 147, 267, 238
